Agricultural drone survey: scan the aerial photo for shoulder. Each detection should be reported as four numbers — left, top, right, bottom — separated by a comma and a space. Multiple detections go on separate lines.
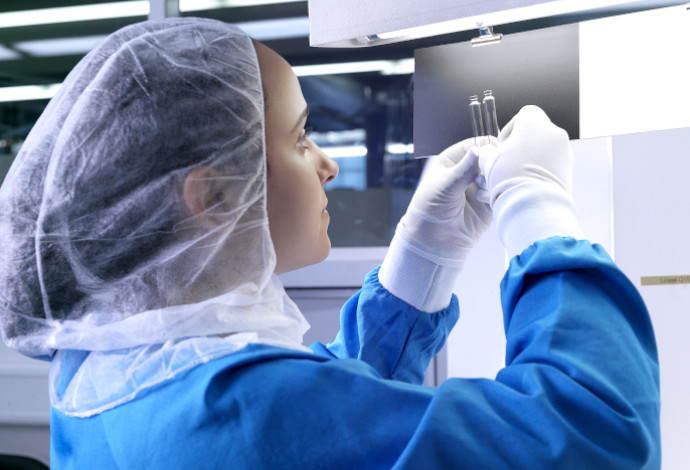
98, 344, 428, 469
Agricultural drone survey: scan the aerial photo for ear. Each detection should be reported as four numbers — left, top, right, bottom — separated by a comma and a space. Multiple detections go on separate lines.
183, 167, 222, 218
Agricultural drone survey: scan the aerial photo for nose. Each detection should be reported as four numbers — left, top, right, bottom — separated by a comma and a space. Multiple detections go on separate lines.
314, 143, 339, 185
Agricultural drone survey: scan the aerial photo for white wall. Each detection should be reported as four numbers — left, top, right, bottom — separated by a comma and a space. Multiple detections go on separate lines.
579, 5, 690, 138
611, 127, 690, 470
0, 340, 50, 465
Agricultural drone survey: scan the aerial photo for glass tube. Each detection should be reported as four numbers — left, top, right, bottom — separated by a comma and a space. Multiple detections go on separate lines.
469, 95, 485, 145
482, 90, 499, 138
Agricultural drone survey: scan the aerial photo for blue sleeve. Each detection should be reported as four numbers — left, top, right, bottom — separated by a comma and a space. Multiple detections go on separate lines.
310, 265, 460, 384
394, 237, 661, 468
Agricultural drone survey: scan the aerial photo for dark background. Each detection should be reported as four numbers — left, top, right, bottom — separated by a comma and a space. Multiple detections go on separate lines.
414, 23, 580, 157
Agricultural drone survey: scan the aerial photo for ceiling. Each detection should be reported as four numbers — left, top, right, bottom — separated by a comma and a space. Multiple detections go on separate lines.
0, 0, 438, 141
1, 0, 681, 141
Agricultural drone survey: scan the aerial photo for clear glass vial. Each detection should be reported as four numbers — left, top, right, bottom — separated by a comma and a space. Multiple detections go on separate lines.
482, 90, 499, 138
469, 95, 485, 144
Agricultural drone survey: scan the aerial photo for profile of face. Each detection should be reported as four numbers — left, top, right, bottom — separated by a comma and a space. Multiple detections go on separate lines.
254, 42, 339, 274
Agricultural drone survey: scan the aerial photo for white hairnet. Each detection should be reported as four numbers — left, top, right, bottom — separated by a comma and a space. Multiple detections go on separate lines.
0, 17, 310, 378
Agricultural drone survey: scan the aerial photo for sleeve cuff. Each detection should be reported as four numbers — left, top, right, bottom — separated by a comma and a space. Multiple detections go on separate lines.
494, 182, 584, 259
378, 233, 461, 313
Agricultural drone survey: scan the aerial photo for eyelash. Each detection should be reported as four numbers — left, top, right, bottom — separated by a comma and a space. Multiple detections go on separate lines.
298, 126, 313, 148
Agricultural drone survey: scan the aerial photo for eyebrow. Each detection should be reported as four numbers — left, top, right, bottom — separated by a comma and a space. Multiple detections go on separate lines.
291, 106, 310, 134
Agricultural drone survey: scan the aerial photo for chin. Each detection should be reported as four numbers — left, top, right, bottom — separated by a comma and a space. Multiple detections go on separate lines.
306, 241, 331, 267
275, 241, 331, 274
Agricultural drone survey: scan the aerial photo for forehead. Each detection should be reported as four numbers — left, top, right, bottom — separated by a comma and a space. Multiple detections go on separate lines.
254, 42, 305, 120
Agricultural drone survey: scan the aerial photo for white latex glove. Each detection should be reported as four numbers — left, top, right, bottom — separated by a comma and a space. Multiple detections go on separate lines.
379, 138, 492, 313
478, 105, 583, 259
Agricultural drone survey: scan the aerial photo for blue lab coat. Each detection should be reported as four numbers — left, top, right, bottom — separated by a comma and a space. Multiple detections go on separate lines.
50, 237, 661, 469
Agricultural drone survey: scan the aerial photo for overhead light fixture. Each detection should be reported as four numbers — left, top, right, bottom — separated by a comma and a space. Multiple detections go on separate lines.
0, 57, 412, 102
7, 18, 307, 60
0, 84, 62, 103
309, 0, 686, 47
322, 145, 368, 158
236, 17, 309, 41
293, 59, 414, 76
180, 0, 305, 11
386, 143, 414, 155
0, 45, 21, 61
0, 0, 308, 29
0, 1, 149, 29
14, 36, 107, 57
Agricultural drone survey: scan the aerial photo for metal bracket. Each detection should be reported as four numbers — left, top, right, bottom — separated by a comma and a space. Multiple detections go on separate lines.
471, 24, 502, 47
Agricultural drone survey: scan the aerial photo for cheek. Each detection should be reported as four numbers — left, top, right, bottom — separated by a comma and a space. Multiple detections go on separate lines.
266, 159, 322, 240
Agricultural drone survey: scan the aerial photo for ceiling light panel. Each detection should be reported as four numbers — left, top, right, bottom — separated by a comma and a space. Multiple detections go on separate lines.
14, 36, 107, 57
0, 2, 149, 29
180, 0, 306, 11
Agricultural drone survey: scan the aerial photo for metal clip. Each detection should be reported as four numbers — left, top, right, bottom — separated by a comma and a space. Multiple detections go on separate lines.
471, 24, 502, 47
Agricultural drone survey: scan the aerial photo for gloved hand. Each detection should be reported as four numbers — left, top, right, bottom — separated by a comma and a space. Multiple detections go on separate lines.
478, 105, 583, 258
400, 138, 492, 264
379, 138, 492, 313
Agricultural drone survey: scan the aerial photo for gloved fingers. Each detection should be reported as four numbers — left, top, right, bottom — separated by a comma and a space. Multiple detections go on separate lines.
474, 173, 487, 190
447, 146, 482, 191
437, 137, 477, 167
482, 135, 499, 147
473, 173, 490, 203
425, 144, 482, 191
474, 187, 491, 205
499, 105, 557, 143
476, 143, 499, 181
465, 183, 492, 225
495, 105, 550, 145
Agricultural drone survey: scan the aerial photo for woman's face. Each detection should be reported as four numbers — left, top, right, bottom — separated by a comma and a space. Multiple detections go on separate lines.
255, 42, 339, 274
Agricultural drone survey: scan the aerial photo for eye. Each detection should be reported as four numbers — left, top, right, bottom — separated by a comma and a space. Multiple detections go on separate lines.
297, 126, 313, 148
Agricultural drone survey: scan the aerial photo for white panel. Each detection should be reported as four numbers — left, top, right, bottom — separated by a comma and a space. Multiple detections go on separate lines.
0, 341, 50, 426
287, 288, 358, 346
310, 0, 554, 46
571, 137, 614, 255
612, 127, 690, 470
580, 6, 690, 138
0, 341, 50, 463
447, 225, 506, 379
279, 247, 386, 288
309, 0, 682, 47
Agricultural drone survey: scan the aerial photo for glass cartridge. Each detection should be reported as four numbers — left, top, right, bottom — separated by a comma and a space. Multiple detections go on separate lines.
482, 90, 499, 138
469, 95, 485, 145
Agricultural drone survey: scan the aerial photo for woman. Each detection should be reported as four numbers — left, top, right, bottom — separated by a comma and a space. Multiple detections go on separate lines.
0, 18, 660, 469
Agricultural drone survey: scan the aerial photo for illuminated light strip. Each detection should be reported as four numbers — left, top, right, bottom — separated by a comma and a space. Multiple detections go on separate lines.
386, 143, 414, 154
0, 0, 305, 29
0, 84, 62, 103
323, 145, 368, 158
4, 16, 309, 61
236, 17, 310, 40
367, 0, 633, 43
0, 2, 149, 29
180, 0, 305, 11
293, 59, 414, 77
323, 143, 414, 159
14, 36, 107, 57
1, 58, 413, 101
0, 45, 21, 61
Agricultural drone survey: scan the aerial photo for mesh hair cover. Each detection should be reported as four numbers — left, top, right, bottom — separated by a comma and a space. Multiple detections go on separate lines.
0, 18, 310, 415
